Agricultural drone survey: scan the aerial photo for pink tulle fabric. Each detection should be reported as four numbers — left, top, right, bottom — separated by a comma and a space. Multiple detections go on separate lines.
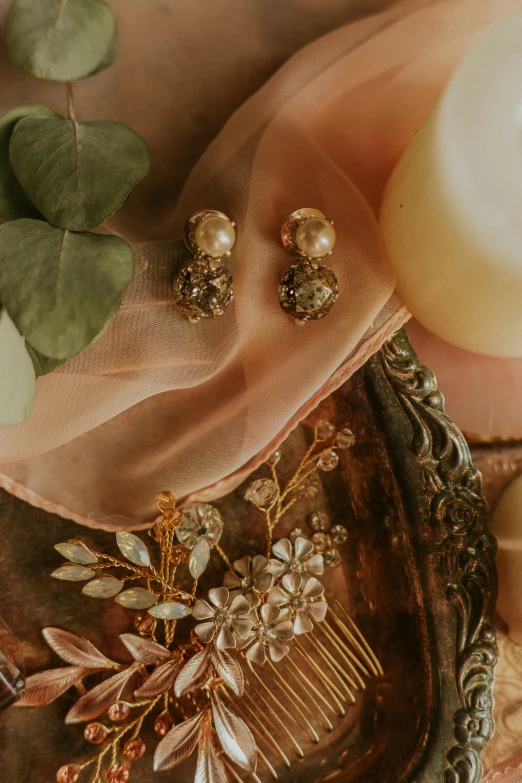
0, 0, 520, 530
485, 756, 522, 783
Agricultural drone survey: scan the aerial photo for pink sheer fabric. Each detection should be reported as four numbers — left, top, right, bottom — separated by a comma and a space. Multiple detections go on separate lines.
485, 756, 522, 782
0, 0, 519, 530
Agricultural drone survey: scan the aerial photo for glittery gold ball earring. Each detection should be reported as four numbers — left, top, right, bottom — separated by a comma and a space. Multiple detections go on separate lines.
279, 208, 338, 321
173, 209, 236, 323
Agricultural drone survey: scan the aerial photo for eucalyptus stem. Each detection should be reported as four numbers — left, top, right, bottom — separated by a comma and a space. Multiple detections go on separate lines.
66, 81, 76, 121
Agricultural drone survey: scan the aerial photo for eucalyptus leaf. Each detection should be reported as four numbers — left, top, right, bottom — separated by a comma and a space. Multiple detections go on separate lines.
0, 307, 35, 425
0, 105, 61, 220
0, 220, 133, 360
26, 345, 66, 377
4, 0, 117, 81
10, 117, 150, 231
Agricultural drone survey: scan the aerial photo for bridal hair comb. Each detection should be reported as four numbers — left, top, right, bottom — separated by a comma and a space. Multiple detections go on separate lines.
16, 421, 382, 783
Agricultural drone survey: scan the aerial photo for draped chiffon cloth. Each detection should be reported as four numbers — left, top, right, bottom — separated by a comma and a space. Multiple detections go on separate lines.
0, 0, 517, 530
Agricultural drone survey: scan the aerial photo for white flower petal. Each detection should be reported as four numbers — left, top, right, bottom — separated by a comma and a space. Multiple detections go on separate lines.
267, 586, 289, 606
267, 559, 286, 578
260, 604, 279, 624
302, 576, 324, 600
273, 619, 294, 641
254, 572, 273, 592
294, 536, 314, 560
282, 572, 302, 594
251, 555, 269, 577
233, 555, 251, 578
246, 641, 266, 665
209, 587, 229, 609
192, 599, 215, 621
223, 572, 241, 589
272, 539, 292, 563
293, 611, 314, 635
216, 626, 236, 650
305, 553, 325, 576
307, 601, 328, 622
268, 640, 290, 662
229, 594, 250, 616
194, 622, 216, 643
231, 618, 254, 639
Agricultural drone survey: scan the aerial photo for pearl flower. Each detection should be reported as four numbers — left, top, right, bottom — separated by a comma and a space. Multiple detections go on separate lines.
223, 555, 273, 607
244, 604, 294, 664
192, 587, 253, 649
268, 573, 327, 635
269, 536, 324, 579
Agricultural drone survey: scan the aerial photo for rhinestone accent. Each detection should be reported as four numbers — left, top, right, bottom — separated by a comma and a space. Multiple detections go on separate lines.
115, 588, 158, 610
324, 549, 342, 568
311, 532, 329, 553
54, 541, 98, 565
155, 711, 174, 736
108, 701, 131, 723
116, 532, 150, 567
175, 504, 223, 549
330, 524, 348, 544
51, 565, 95, 582
173, 260, 233, 322
148, 602, 192, 620
82, 576, 123, 598
106, 763, 130, 783
278, 262, 338, 321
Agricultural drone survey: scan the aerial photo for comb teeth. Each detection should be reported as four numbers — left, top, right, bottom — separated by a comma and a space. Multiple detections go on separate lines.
221, 606, 380, 781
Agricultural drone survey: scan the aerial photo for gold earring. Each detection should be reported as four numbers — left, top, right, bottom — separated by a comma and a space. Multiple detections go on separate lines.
279, 208, 338, 321
173, 209, 236, 323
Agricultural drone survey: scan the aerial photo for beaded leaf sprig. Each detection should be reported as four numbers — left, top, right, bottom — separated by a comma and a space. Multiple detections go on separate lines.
17, 422, 382, 783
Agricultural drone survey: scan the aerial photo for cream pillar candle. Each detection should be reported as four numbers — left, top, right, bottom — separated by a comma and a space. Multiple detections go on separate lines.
380, 15, 522, 357
490, 474, 522, 644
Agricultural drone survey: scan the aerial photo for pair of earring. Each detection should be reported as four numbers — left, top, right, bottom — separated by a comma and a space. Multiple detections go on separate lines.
173, 208, 338, 323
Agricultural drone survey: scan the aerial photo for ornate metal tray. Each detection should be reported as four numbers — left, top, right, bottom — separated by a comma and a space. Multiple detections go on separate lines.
0, 330, 498, 782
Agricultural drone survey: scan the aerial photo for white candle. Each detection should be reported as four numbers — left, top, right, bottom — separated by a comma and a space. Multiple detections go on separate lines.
490, 474, 522, 644
380, 15, 522, 357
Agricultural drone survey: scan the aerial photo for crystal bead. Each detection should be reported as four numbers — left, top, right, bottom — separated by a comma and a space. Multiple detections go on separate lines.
189, 537, 210, 579
175, 504, 223, 549
148, 602, 192, 620
134, 613, 156, 636
173, 260, 233, 322
82, 576, 123, 599
51, 565, 95, 581
115, 588, 158, 610
278, 262, 338, 321
169, 544, 189, 565
116, 532, 150, 567
155, 711, 174, 736
124, 738, 146, 760
299, 474, 321, 500
245, 478, 278, 510
335, 428, 356, 449
155, 490, 176, 511
84, 722, 108, 744
289, 527, 306, 542
309, 511, 330, 533
108, 701, 131, 723
311, 532, 329, 554
330, 524, 348, 544
54, 541, 98, 565
315, 419, 335, 441
56, 765, 80, 783
324, 549, 342, 568
106, 763, 130, 783
317, 449, 339, 471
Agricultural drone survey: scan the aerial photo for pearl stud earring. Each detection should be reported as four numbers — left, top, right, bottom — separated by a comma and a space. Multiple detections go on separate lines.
278, 208, 338, 321
173, 209, 236, 323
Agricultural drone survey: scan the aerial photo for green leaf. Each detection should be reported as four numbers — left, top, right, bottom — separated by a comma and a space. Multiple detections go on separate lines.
10, 117, 151, 231
4, 0, 117, 82
0, 307, 35, 425
0, 104, 61, 220
26, 344, 66, 376
0, 220, 133, 360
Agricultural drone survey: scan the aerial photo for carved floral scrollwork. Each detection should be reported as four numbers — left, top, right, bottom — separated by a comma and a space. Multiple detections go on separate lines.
380, 330, 498, 783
